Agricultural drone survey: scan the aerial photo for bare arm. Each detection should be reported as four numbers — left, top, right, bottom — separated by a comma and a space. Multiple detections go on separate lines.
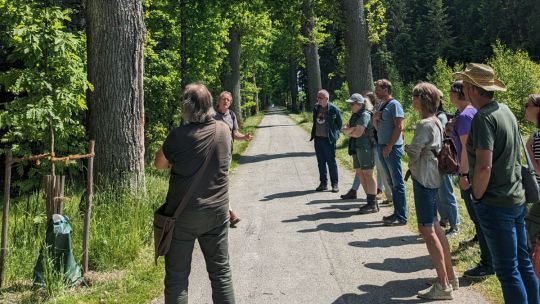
383, 117, 404, 158
154, 148, 171, 169
459, 134, 471, 189
471, 149, 492, 199
233, 130, 253, 141
347, 125, 366, 138
527, 136, 540, 176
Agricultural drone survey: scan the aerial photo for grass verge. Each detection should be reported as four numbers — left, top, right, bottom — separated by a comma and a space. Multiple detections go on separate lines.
289, 110, 503, 304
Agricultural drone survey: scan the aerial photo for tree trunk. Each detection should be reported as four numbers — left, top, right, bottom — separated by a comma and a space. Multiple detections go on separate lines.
341, 0, 374, 94
86, 0, 146, 192
301, 0, 322, 107
224, 25, 243, 122
253, 75, 259, 115
289, 57, 299, 113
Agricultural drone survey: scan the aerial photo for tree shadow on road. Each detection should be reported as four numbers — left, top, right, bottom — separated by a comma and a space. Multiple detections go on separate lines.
260, 190, 315, 201
320, 203, 362, 211
307, 198, 366, 205
363, 256, 433, 273
296, 220, 382, 233
282, 210, 359, 223
349, 235, 422, 248
238, 152, 315, 164
332, 278, 433, 304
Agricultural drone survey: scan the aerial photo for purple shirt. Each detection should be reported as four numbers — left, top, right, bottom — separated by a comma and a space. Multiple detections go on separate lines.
451, 105, 477, 161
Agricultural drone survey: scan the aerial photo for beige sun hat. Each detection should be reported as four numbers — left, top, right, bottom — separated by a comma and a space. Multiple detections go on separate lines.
453, 63, 507, 92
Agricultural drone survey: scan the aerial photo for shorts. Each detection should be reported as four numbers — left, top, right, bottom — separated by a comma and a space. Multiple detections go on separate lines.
412, 177, 438, 226
352, 147, 375, 169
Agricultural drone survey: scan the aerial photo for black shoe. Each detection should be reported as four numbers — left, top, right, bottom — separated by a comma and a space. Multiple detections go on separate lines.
383, 214, 406, 226
315, 184, 327, 192
463, 263, 494, 279
439, 219, 449, 228
359, 202, 379, 214
445, 226, 459, 238
340, 189, 357, 200
382, 214, 395, 221
331, 185, 339, 193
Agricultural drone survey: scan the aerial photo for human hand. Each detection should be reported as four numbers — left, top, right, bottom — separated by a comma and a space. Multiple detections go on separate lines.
245, 133, 253, 141
458, 176, 470, 190
383, 145, 391, 158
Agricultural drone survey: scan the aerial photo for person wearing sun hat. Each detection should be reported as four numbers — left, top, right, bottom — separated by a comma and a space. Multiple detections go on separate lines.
342, 93, 379, 213
455, 63, 540, 303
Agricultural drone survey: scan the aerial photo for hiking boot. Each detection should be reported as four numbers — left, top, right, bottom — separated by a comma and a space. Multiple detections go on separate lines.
417, 282, 453, 300
340, 189, 357, 200
331, 185, 339, 193
446, 226, 459, 238
376, 189, 383, 200
464, 263, 494, 279
315, 184, 327, 192
229, 211, 241, 228
359, 202, 379, 214
383, 214, 406, 226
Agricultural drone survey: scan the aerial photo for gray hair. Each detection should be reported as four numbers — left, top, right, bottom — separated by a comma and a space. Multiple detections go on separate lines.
181, 83, 215, 124
318, 89, 330, 101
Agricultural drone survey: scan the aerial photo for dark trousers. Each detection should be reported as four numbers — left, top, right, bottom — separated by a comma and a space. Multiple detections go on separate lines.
164, 206, 235, 304
460, 188, 493, 269
314, 137, 338, 186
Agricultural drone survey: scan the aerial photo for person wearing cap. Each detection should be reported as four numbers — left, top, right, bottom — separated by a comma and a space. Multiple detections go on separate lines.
455, 63, 539, 303
342, 93, 379, 213
310, 89, 343, 192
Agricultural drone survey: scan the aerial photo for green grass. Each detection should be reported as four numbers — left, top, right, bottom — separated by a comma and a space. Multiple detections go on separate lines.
0, 112, 264, 303
289, 110, 503, 304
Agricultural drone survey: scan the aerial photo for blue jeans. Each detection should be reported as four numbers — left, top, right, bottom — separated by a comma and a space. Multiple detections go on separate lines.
476, 202, 540, 304
352, 174, 361, 191
412, 178, 438, 226
461, 188, 492, 269
437, 174, 459, 227
377, 144, 407, 223
314, 137, 338, 186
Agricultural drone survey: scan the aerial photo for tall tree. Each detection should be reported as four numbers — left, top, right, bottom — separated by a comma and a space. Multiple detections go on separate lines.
86, 0, 146, 191
340, 0, 374, 94
301, 0, 322, 107
224, 24, 242, 121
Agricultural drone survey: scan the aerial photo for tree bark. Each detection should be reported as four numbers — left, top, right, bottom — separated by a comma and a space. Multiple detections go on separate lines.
224, 25, 243, 122
301, 0, 322, 107
288, 57, 299, 113
341, 0, 374, 94
86, 0, 146, 192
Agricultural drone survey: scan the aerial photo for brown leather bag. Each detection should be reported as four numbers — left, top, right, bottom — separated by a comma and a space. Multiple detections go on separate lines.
532, 236, 540, 280
153, 123, 217, 265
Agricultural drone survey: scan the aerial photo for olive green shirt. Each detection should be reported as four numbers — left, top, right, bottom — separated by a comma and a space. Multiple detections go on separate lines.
466, 100, 525, 208
349, 110, 374, 149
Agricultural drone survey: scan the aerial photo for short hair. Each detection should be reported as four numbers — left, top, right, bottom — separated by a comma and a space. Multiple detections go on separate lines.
412, 82, 441, 116
181, 83, 215, 124
529, 94, 540, 128
450, 81, 466, 100
374, 79, 392, 94
219, 91, 232, 101
318, 89, 329, 101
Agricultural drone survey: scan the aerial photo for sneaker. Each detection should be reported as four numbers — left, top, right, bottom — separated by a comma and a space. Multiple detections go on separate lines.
315, 184, 327, 192
439, 219, 450, 228
359, 202, 379, 214
229, 211, 241, 228
375, 189, 383, 200
426, 277, 459, 291
464, 263, 494, 279
383, 214, 406, 226
417, 282, 453, 300
380, 199, 393, 205
331, 185, 339, 193
340, 189, 357, 200
446, 226, 459, 238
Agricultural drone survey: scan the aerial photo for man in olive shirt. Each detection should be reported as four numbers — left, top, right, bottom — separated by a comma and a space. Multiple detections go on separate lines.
456, 63, 539, 304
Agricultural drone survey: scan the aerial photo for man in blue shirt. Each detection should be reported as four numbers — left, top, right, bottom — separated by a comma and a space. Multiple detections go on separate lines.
373, 79, 408, 226
310, 89, 343, 192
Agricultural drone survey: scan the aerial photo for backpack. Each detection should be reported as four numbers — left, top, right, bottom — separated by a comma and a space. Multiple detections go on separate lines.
431, 121, 460, 174
371, 101, 391, 145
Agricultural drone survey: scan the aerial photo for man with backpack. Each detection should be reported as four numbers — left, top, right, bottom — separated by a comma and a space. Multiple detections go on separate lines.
215, 91, 253, 227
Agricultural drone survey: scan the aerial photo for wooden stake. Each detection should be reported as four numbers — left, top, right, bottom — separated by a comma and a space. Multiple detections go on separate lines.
82, 141, 95, 274
0, 150, 13, 287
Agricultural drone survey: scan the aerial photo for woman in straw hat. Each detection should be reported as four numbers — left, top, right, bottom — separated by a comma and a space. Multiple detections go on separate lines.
405, 82, 457, 300
455, 63, 539, 304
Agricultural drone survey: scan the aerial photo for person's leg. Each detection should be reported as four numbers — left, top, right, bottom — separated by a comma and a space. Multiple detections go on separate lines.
351, 175, 361, 191
377, 145, 394, 199
314, 138, 327, 186
433, 221, 456, 281
437, 174, 459, 229
384, 145, 407, 223
376, 152, 393, 200
164, 213, 199, 304
515, 205, 540, 303
327, 140, 339, 187
198, 211, 236, 304
476, 202, 529, 304
461, 188, 493, 270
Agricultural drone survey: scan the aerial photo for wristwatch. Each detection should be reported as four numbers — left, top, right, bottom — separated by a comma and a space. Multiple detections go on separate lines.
471, 192, 483, 203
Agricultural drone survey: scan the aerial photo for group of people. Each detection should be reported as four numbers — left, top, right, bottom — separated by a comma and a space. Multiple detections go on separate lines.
311, 63, 540, 302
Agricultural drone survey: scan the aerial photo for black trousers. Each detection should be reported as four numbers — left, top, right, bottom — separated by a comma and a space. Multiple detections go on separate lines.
164, 205, 235, 304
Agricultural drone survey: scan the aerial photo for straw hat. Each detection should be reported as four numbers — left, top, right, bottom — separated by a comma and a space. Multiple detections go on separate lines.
453, 63, 507, 92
